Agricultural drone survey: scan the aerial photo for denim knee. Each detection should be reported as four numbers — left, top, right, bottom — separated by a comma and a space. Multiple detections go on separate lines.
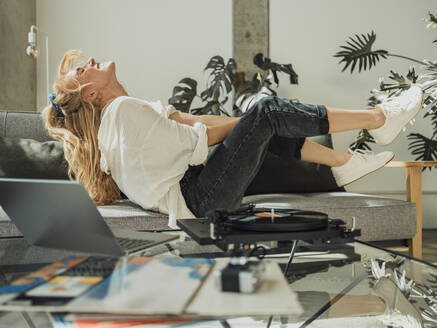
247, 96, 302, 118
248, 96, 276, 116
247, 96, 330, 136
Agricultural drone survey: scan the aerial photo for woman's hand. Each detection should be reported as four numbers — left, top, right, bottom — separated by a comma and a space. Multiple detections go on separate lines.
168, 111, 198, 126
206, 118, 240, 146
169, 112, 241, 146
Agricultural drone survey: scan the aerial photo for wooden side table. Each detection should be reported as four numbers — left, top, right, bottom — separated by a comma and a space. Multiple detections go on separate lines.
384, 161, 437, 259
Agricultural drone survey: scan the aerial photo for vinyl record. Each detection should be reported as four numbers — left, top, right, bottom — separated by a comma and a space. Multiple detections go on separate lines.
224, 208, 329, 232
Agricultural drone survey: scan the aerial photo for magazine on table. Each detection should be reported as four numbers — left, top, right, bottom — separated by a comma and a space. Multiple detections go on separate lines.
0, 255, 301, 317
0, 255, 214, 315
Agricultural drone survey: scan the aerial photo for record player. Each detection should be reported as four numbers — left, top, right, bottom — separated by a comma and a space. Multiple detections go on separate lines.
177, 204, 361, 253
178, 204, 361, 286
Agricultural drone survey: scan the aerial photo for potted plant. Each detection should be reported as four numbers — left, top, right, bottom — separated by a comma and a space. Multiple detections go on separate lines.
168, 53, 299, 117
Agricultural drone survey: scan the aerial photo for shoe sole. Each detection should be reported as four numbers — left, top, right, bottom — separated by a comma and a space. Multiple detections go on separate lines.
376, 89, 424, 146
340, 153, 395, 187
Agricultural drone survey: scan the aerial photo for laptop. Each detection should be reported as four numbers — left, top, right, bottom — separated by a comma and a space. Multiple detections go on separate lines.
0, 178, 178, 257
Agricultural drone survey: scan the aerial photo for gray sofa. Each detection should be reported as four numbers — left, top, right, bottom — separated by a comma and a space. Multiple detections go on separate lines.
0, 110, 417, 256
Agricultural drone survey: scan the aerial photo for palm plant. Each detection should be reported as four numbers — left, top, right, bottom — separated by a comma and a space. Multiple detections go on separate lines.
334, 11, 437, 166
168, 53, 299, 117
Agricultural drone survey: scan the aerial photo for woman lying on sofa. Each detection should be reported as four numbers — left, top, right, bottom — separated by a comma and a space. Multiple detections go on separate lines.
42, 50, 425, 228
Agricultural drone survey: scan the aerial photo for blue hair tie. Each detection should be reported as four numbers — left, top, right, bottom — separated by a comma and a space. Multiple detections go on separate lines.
48, 93, 61, 111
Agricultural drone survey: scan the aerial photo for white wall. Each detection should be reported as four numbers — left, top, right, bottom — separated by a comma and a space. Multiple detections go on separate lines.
271, 0, 437, 227
36, 0, 232, 112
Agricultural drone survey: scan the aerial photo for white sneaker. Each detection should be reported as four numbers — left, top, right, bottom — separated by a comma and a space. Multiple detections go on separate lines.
331, 149, 394, 187
369, 84, 424, 145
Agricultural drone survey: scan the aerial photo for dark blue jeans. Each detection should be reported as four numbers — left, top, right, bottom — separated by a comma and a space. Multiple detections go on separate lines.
179, 96, 330, 217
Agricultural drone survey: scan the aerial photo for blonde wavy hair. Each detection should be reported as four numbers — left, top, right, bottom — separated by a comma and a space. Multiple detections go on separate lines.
42, 50, 120, 205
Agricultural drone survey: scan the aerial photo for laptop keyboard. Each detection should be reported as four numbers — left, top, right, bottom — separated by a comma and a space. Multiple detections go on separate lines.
116, 237, 154, 252
61, 238, 155, 277
63, 256, 120, 277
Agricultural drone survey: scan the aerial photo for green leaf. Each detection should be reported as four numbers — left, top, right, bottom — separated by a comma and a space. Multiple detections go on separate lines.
253, 53, 298, 85
168, 78, 198, 112
378, 69, 418, 92
201, 55, 237, 105
422, 60, 437, 83
222, 73, 233, 93
235, 80, 261, 100
423, 104, 437, 130
367, 68, 419, 108
201, 100, 221, 115
408, 133, 437, 169
172, 86, 188, 94
200, 88, 213, 101
349, 129, 375, 151
226, 58, 237, 72
213, 84, 220, 101
179, 78, 197, 90
333, 31, 389, 73
204, 56, 225, 71
220, 96, 229, 106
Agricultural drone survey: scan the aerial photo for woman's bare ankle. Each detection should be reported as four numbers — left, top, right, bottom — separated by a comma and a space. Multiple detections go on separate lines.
332, 152, 352, 167
372, 107, 386, 130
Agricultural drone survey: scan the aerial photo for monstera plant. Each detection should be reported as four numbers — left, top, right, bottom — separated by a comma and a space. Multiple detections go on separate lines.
168, 53, 299, 117
334, 11, 437, 164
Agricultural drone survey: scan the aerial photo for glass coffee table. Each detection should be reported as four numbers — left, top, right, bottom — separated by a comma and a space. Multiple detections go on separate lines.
0, 239, 436, 327
257, 241, 437, 328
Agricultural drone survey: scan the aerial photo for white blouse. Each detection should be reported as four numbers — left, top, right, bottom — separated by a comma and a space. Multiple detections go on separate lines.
97, 96, 209, 228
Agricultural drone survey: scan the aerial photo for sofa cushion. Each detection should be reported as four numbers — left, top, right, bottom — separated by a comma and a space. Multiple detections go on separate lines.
0, 111, 53, 142
0, 136, 68, 179
1, 193, 416, 242
98, 200, 169, 231
242, 192, 416, 241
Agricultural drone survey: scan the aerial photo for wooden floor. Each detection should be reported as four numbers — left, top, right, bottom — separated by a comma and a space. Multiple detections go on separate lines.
388, 229, 437, 264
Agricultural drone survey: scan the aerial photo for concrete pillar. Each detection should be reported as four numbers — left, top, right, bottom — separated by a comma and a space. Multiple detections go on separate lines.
233, 0, 269, 80
0, 0, 36, 111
